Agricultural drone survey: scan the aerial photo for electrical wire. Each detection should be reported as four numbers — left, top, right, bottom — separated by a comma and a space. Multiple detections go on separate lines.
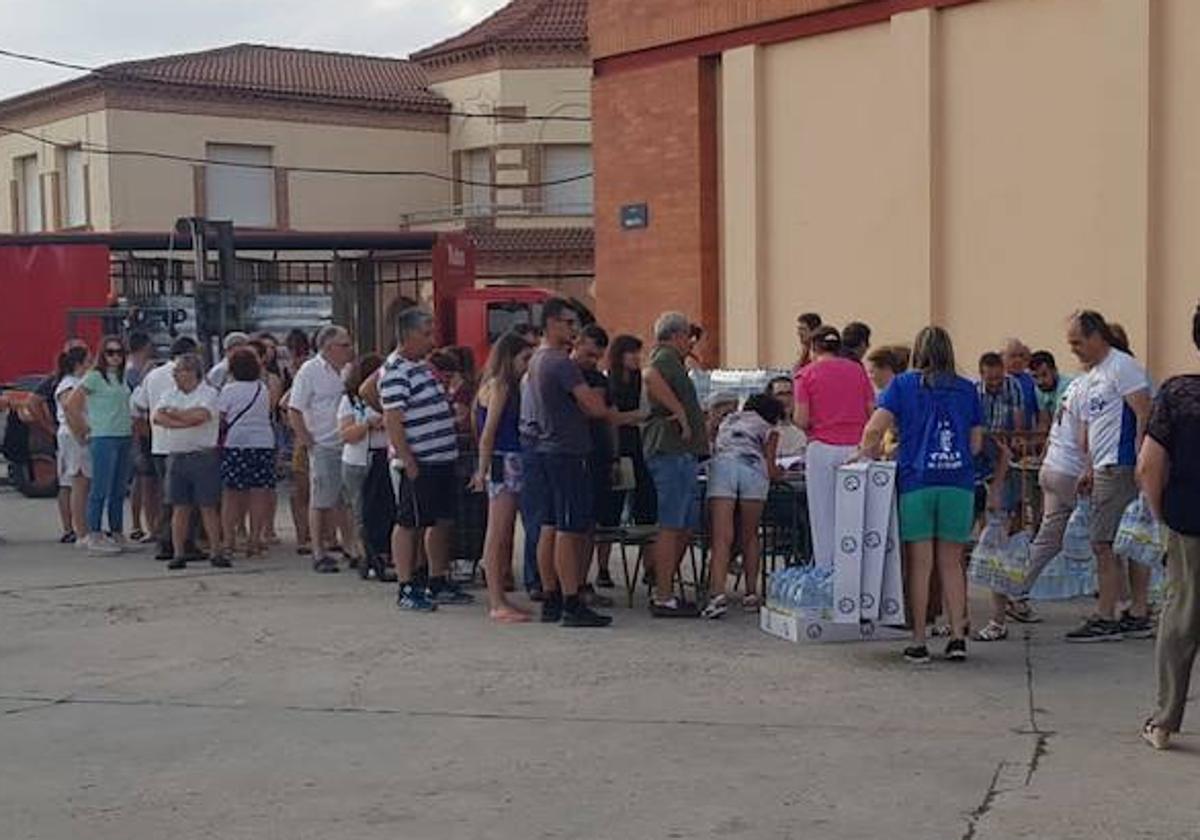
0, 46, 592, 123
0, 123, 593, 188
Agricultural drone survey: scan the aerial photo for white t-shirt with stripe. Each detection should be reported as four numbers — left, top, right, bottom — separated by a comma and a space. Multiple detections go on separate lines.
379, 351, 458, 464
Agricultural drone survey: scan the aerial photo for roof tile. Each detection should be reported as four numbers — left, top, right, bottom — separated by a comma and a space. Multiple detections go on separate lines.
413, 0, 588, 62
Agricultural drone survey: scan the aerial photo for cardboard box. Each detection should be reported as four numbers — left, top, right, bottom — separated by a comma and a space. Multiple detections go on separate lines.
759, 606, 909, 644
860, 463, 897, 621
878, 497, 907, 626
833, 464, 869, 624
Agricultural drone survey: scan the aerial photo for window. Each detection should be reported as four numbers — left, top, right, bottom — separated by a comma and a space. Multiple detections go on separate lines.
461, 149, 492, 215
17, 155, 42, 233
64, 147, 87, 228
206, 143, 274, 227
542, 145, 593, 215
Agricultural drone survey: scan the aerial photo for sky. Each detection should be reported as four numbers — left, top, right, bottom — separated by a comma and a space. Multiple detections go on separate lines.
0, 0, 511, 99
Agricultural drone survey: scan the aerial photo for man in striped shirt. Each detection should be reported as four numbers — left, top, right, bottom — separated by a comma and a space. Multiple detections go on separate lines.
381, 307, 473, 612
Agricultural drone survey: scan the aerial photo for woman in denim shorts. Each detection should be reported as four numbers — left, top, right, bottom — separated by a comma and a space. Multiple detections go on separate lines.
470, 332, 535, 623
702, 394, 784, 619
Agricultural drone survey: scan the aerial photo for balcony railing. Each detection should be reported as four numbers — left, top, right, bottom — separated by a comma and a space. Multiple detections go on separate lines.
400, 201, 594, 228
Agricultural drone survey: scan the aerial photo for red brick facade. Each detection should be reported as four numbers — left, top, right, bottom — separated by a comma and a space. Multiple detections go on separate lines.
592, 57, 720, 363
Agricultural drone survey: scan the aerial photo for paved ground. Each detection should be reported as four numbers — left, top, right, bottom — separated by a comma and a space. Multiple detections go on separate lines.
0, 483, 1196, 840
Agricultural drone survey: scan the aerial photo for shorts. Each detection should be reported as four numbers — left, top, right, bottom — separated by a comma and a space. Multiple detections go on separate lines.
647, 452, 699, 530
56, 430, 92, 486
1091, 466, 1138, 544
707, 454, 770, 502
486, 452, 524, 500
522, 451, 594, 535
899, 486, 975, 544
165, 450, 222, 508
591, 457, 621, 528
395, 461, 457, 529
308, 445, 344, 510
221, 447, 277, 490
132, 435, 156, 477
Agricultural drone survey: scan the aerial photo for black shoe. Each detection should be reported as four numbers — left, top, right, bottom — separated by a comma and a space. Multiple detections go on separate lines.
541, 592, 563, 623
166, 557, 188, 571
528, 585, 546, 603
1119, 610, 1155, 640
210, 554, 232, 569
596, 569, 616, 589
945, 638, 967, 661
1066, 616, 1123, 643
562, 603, 614, 628
60, 531, 77, 544
650, 596, 700, 618
155, 547, 174, 562
312, 556, 340, 574
377, 564, 397, 584
428, 580, 475, 605
903, 645, 931, 664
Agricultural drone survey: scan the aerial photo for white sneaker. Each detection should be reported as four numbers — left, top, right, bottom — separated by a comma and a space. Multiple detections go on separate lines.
75, 534, 93, 551
88, 534, 122, 556
109, 534, 129, 553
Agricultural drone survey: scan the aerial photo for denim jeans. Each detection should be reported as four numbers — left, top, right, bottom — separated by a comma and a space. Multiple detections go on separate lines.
88, 436, 132, 534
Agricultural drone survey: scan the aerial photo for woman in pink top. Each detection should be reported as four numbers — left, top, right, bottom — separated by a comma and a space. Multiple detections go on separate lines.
794, 326, 877, 570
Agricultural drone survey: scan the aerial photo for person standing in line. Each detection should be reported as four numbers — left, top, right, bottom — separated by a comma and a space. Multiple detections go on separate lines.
1138, 304, 1200, 751
1065, 310, 1154, 643
54, 346, 92, 546
520, 298, 615, 627
795, 327, 876, 571
289, 325, 355, 574
858, 326, 983, 664
766, 375, 808, 460
206, 332, 250, 389
511, 325, 547, 599
131, 336, 199, 562
976, 373, 1090, 640
124, 331, 158, 544
643, 311, 709, 617
281, 328, 313, 553
977, 352, 1026, 433
470, 332, 536, 622
702, 394, 783, 618
793, 312, 823, 374
1029, 350, 1073, 420
840, 321, 873, 363
152, 354, 228, 570
65, 335, 134, 554
217, 348, 277, 558
249, 336, 285, 546
337, 353, 386, 571
381, 308, 474, 611
1002, 338, 1042, 431
606, 334, 656, 529
865, 346, 911, 395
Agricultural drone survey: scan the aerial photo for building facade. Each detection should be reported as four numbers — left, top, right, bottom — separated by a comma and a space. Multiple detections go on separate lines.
591, 0, 1200, 379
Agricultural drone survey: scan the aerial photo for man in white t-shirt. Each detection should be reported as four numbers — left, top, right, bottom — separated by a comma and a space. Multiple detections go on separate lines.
289, 325, 355, 573
1065, 311, 1153, 643
131, 336, 198, 560
151, 354, 227, 571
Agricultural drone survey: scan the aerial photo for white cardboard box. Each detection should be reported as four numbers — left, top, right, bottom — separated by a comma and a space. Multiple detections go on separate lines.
833, 463, 869, 624
759, 606, 908, 644
878, 497, 907, 626
860, 463, 897, 621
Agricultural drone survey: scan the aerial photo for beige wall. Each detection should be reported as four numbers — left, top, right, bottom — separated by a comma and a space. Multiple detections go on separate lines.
103, 109, 450, 231
0, 110, 111, 231
720, 0, 1198, 381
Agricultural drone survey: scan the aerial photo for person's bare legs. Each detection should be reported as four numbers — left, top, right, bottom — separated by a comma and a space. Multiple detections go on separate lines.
935, 540, 969, 641
483, 493, 528, 618
555, 532, 585, 596
221, 489, 247, 555
199, 506, 223, 560
738, 500, 766, 598
425, 520, 452, 579
653, 529, 686, 601
1093, 542, 1122, 620
71, 476, 90, 539
907, 540, 935, 645
1128, 561, 1152, 618
706, 499, 736, 597
290, 478, 310, 549
172, 505, 193, 559
248, 488, 271, 555
536, 526, 559, 594
391, 524, 419, 582
309, 504, 329, 561
144, 475, 162, 539
57, 486, 72, 535
130, 474, 144, 536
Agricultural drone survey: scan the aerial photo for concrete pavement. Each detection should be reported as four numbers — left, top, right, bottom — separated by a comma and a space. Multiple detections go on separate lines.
0, 484, 1196, 840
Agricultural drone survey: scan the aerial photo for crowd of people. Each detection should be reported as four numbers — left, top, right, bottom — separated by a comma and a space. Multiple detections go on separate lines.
20, 297, 1200, 746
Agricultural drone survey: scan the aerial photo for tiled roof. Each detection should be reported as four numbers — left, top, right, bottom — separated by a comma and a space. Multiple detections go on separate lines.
469, 226, 594, 258
101, 43, 448, 112
413, 0, 588, 62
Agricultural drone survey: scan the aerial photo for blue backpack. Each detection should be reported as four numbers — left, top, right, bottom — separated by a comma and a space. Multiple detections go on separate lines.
913, 380, 971, 488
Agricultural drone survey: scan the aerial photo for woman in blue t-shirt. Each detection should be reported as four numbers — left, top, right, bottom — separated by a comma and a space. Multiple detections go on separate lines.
858, 326, 984, 664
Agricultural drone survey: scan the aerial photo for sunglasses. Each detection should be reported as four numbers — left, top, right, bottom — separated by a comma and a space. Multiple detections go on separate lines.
104, 348, 125, 356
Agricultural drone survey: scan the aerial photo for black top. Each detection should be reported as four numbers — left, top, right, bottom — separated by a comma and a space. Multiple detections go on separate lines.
1148, 375, 1200, 536
583, 368, 614, 465
609, 371, 642, 459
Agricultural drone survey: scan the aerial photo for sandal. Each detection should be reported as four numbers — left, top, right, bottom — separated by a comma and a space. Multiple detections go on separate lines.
1141, 719, 1171, 751
1006, 599, 1043, 624
129, 530, 146, 542
742, 593, 762, 612
490, 605, 533, 624
975, 620, 1009, 642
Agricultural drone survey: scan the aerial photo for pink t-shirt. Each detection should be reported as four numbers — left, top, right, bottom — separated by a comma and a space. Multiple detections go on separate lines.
794, 357, 875, 445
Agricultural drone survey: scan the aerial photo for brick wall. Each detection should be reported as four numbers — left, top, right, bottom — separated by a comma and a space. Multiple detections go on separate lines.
592, 56, 720, 362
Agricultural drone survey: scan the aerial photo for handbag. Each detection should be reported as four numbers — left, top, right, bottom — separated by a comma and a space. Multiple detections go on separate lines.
218, 382, 263, 448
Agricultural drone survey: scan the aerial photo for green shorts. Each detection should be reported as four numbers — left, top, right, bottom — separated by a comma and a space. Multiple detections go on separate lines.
899, 487, 975, 544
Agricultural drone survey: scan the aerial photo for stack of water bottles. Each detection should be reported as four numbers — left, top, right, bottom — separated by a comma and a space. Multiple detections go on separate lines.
766, 565, 834, 618
1028, 499, 1100, 601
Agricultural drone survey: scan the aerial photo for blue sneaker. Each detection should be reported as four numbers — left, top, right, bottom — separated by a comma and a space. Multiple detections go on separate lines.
397, 585, 437, 613
428, 581, 475, 605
